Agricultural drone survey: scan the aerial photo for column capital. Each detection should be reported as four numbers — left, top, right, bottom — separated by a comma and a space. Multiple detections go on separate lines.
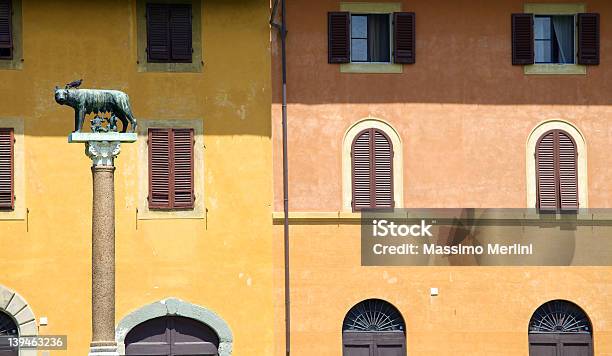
86, 141, 121, 167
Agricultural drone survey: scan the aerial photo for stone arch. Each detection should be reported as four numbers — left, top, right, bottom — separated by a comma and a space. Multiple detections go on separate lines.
0, 285, 37, 356
342, 117, 404, 211
526, 120, 588, 209
116, 298, 233, 356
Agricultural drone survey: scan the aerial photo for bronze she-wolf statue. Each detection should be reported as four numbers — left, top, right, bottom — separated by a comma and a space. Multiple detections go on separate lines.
54, 84, 137, 133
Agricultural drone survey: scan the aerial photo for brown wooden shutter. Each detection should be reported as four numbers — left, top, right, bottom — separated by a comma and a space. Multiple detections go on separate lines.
536, 131, 558, 211
393, 12, 415, 64
512, 13, 534, 65
148, 128, 194, 210
577, 13, 600, 65
171, 128, 194, 208
536, 130, 578, 211
374, 130, 394, 208
557, 131, 578, 210
352, 128, 394, 211
352, 129, 372, 210
169, 4, 192, 62
147, 4, 171, 61
149, 128, 171, 208
0, 128, 14, 210
328, 12, 350, 63
0, 0, 12, 59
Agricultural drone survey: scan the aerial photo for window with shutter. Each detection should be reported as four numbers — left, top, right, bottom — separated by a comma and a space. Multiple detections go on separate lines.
329, 9, 416, 66
514, 7, 599, 70
0, 128, 14, 210
352, 128, 394, 211
0, 0, 12, 59
149, 128, 194, 210
146, 3, 192, 63
536, 130, 578, 211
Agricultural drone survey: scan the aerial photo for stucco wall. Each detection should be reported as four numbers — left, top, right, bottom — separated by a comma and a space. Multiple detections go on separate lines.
273, 224, 612, 355
0, 0, 272, 355
272, 0, 612, 211
270, 0, 612, 355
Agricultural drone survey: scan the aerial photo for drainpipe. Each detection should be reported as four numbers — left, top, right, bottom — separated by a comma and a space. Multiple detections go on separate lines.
270, 0, 290, 355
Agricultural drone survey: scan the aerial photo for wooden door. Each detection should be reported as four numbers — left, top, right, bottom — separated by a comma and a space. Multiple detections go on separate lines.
343, 331, 405, 356
529, 333, 592, 356
125, 316, 219, 356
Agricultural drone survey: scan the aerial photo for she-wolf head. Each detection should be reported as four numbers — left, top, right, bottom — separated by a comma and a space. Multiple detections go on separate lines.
54, 86, 70, 105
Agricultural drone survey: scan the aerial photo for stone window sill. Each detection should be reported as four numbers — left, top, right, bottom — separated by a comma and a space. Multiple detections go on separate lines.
524, 64, 586, 75
340, 63, 403, 74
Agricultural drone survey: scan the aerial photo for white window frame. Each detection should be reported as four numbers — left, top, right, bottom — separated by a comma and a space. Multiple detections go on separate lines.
342, 117, 403, 211
340, 2, 403, 73
526, 120, 588, 209
523, 3, 587, 75
137, 119, 205, 219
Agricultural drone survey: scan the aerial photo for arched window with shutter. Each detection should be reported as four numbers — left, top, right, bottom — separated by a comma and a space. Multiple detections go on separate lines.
351, 128, 394, 211
536, 129, 578, 211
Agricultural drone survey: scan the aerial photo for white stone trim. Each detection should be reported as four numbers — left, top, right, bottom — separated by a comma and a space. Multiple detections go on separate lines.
137, 119, 205, 219
0, 118, 25, 220
342, 117, 404, 211
340, 2, 401, 13
526, 120, 588, 208
116, 298, 233, 356
69, 132, 137, 143
0, 285, 37, 356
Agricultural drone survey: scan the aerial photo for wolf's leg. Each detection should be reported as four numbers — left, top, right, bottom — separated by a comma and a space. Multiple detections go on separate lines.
128, 112, 137, 132
77, 107, 86, 132
74, 107, 85, 133
118, 113, 129, 133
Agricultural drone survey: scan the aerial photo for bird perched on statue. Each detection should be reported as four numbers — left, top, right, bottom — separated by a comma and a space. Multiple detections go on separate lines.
65, 79, 83, 89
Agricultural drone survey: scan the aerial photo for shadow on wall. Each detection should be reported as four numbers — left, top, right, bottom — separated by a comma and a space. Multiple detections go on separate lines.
270, 0, 612, 106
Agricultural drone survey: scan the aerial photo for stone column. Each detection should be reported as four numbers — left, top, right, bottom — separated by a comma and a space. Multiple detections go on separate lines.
69, 134, 136, 356
87, 141, 121, 356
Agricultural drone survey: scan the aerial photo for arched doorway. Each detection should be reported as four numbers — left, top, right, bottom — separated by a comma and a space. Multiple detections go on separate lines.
342, 299, 406, 355
116, 298, 232, 356
0, 310, 18, 356
529, 300, 593, 356
125, 316, 219, 355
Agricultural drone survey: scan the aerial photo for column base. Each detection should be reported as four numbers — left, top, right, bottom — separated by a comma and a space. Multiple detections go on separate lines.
88, 343, 119, 356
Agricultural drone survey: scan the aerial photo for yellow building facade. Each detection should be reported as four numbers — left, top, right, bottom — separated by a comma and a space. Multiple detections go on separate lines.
0, 0, 273, 355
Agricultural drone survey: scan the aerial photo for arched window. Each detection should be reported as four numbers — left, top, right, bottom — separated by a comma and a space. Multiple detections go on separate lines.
342, 299, 406, 355
529, 300, 593, 355
125, 316, 219, 356
536, 129, 578, 211
351, 128, 394, 211
0, 310, 18, 356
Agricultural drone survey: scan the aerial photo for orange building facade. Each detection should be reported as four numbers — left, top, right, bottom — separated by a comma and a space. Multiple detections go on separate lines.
271, 0, 612, 355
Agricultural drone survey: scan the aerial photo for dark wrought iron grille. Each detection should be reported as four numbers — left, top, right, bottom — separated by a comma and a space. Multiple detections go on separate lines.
529, 300, 591, 333
0, 311, 18, 336
342, 299, 405, 332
